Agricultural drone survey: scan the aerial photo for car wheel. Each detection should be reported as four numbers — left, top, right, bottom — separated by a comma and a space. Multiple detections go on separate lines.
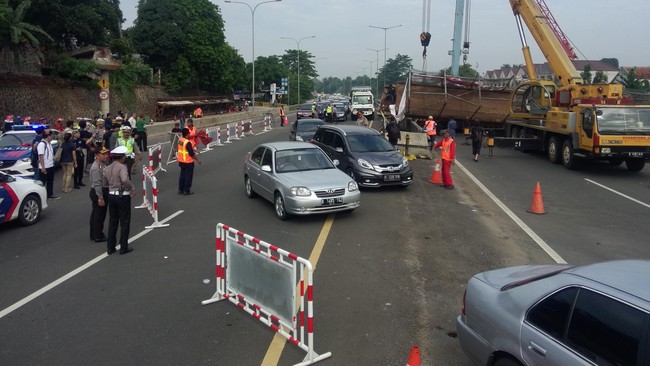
274, 193, 288, 220
244, 175, 256, 198
626, 158, 645, 172
493, 357, 523, 366
18, 194, 41, 226
561, 139, 578, 170
547, 136, 561, 164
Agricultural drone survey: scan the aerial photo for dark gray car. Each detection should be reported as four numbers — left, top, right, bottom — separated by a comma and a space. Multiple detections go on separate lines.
289, 118, 325, 142
311, 125, 413, 188
457, 260, 650, 366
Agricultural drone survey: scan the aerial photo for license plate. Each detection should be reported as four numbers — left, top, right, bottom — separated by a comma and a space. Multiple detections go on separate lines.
322, 197, 343, 206
384, 174, 401, 181
630, 152, 644, 157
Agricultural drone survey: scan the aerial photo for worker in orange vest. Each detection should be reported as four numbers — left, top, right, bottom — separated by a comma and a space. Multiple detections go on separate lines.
194, 107, 203, 118
177, 128, 201, 195
186, 118, 199, 148
434, 129, 456, 189
279, 106, 286, 126
424, 115, 437, 151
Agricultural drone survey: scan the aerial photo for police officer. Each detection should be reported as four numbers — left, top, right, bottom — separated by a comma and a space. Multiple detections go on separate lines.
89, 147, 109, 242
103, 146, 136, 255
116, 125, 140, 178
177, 128, 201, 195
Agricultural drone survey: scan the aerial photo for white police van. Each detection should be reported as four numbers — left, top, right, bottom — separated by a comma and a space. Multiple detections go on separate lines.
0, 171, 47, 225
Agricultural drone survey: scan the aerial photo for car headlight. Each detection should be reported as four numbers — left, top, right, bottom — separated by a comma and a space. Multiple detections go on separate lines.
357, 158, 374, 170
601, 147, 611, 154
20, 157, 30, 163
401, 156, 409, 168
348, 181, 358, 191
290, 187, 311, 196
296, 136, 304, 141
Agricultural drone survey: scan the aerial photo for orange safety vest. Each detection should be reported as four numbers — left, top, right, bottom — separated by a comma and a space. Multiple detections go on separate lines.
177, 138, 194, 163
441, 138, 454, 161
279, 107, 285, 117
425, 119, 437, 136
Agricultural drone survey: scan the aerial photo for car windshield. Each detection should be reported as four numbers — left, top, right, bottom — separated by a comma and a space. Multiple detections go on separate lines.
597, 107, 650, 135
352, 95, 372, 105
0, 133, 32, 147
333, 104, 345, 110
347, 134, 395, 152
299, 104, 312, 111
297, 121, 323, 132
275, 148, 334, 173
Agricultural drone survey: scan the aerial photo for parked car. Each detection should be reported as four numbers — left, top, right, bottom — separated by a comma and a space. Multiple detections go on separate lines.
289, 118, 325, 142
457, 260, 650, 366
311, 125, 413, 188
243, 141, 360, 220
296, 103, 314, 120
0, 171, 48, 225
0, 126, 58, 177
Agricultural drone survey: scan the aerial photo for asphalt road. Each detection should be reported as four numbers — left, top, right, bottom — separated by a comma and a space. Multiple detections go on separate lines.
1, 118, 648, 365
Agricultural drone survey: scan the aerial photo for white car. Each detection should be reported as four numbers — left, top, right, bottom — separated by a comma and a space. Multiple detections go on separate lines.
0, 127, 59, 177
0, 171, 47, 225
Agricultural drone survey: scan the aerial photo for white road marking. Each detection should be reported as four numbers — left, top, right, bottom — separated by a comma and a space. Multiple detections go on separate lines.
455, 160, 567, 264
585, 178, 650, 209
0, 210, 184, 320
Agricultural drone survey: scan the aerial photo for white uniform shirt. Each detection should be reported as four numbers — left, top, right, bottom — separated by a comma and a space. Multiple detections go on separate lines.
37, 140, 54, 168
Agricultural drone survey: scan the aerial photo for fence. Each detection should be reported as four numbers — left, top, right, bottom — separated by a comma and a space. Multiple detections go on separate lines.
147, 143, 167, 174
134, 165, 169, 229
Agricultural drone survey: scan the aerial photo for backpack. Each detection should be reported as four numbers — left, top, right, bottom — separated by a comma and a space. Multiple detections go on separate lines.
471, 127, 482, 142
30, 137, 42, 168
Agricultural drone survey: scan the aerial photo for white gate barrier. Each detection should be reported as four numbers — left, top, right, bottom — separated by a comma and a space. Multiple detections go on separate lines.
203, 126, 224, 151
202, 224, 331, 366
147, 143, 167, 174
135, 165, 169, 229
263, 113, 274, 131
166, 132, 180, 165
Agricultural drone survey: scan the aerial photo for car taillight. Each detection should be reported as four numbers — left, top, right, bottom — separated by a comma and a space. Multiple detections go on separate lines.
461, 289, 467, 316
593, 131, 600, 146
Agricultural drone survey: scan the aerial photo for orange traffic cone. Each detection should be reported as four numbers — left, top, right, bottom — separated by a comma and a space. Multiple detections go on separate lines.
406, 345, 421, 366
527, 181, 546, 214
428, 159, 443, 184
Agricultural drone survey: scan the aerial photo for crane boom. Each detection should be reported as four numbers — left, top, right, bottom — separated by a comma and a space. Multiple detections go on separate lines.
533, 0, 577, 60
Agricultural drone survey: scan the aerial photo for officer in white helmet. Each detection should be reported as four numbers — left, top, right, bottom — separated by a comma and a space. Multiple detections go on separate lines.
102, 145, 136, 255
116, 125, 141, 179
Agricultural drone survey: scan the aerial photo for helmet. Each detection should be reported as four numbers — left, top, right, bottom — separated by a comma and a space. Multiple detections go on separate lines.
110, 146, 128, 156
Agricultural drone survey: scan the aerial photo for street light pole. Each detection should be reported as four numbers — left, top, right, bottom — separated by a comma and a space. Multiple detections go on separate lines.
281, 35, 315, 105
225, 0, 282, 111
363, 59, 374, 88
368, 24, 402, 87
367, 47, 387, 98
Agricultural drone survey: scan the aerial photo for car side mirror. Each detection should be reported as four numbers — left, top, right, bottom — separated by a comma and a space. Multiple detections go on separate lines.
261, 165, 272, 172
335, 147, 344, 153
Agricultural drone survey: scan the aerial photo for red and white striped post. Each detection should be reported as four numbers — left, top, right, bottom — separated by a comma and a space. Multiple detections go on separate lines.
225, 123, 232, 144
134, 165, 169, 229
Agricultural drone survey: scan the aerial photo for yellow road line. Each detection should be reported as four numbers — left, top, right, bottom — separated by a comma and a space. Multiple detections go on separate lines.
260, 214, 335, 366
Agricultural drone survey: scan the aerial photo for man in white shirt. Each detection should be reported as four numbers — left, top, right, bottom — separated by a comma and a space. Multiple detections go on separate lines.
37, 129, 59, 200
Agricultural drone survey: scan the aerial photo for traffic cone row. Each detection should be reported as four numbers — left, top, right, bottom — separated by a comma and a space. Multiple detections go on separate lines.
528, 181, 546, 214
428, 159, 442, 184
406, 345, 421, 366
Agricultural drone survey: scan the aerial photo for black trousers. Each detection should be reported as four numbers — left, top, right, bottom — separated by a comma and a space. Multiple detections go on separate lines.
39, 166, 55, 197
74, 158, 84, 185
125, 157, 134, 179
89, 188, 108, 240
107, 194, 131, 252
136, 132, 147, 151
178, 162, 194, 193
472, 140, 483, 156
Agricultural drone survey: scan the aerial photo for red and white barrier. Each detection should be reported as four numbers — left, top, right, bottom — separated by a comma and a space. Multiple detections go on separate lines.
203, 126, 224, 151
263, 112, 274, 131
202, 224, 331, 366
147, 143, 167, 174
134, 165, 169, 229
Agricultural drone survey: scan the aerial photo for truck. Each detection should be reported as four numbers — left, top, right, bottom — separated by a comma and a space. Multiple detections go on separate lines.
504, 0, 650, 171
349, 86, 375, 120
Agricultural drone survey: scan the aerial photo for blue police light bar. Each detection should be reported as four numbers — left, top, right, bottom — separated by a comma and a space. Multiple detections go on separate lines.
9, 124, 50, 131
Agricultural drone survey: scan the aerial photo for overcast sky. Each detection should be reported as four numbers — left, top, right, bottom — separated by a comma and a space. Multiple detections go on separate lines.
120, 0, 650, 79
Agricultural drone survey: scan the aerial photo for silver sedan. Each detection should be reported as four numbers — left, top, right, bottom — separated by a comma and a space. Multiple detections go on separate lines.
243, 142, 361, 220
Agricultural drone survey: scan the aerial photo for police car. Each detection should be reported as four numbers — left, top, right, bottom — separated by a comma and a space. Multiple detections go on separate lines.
0, 125, 57, 177
0, 171, 47, 225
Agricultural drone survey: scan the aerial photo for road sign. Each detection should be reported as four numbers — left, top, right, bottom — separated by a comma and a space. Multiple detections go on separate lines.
99, 90, 109, 100
97, 78, 110, 89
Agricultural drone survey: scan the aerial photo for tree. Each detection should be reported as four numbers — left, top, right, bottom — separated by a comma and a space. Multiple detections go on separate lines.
377, 54, 412, 85
130, 0, 244, 93
281, 49, 317, 104
620, 67, 648, 90
13, 0, 122, 48
592, 71, 608, 84
580, 64, 593, 84
440, 63, 479, 78
0, 0, 53, 61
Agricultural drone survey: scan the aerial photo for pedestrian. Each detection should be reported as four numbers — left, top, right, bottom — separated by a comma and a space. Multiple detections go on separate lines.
54, 118, 64, 132
177, 127, 202, 195
171, 122, 181, 134
58, 131, 76, 193
104, 113, 112, 130
115, 126, 141, 179
106, 123, 120, 151
447, 118, 457, 140
470, 122, 485, 162
325, 103, 333, 123
279, 105, 286, 126
103, 146, 136, 255
127, 113, 137, 126
386, 118, 401, 147
311, 102, 317, 118
30, 126, 45, 181
89, 147, 110, 242
135, 114, 147, 151
434, 129, 456, 189
186, 118, 199, 148
37, 129, 59, 199
72, 130, 86, 188
424, 115, 437, 152
356, 111, 369, 127
179, 111, 186, 130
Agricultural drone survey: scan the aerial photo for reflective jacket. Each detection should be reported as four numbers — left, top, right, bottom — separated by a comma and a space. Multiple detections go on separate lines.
425, 119, 437, 136
177, 138, 194, 163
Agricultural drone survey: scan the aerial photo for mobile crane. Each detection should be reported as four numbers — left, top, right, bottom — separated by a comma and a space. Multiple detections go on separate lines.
507, 0, 650, 171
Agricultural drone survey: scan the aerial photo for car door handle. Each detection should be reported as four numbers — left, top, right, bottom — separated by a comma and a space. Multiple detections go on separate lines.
528, 340, 546, 358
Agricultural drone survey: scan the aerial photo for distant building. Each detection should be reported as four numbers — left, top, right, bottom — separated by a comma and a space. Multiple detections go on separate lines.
483, 60, 620, 88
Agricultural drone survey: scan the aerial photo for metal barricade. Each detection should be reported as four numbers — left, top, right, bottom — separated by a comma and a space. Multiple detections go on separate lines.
134, 165, 169, 229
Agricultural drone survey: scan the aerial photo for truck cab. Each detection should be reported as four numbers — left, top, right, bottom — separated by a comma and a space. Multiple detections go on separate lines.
350, 86, 375, 120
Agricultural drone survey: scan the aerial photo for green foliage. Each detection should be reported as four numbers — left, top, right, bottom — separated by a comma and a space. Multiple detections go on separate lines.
110, 37, 135, 63
592, 71, 608, 84
621, 67, 649, 90
0, 0, 53, 60
51, 55, 96, 80
280, 50, 316, 103
440, 63, 479, 78
378, 54, 413, 85
580, 64, 593, 84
